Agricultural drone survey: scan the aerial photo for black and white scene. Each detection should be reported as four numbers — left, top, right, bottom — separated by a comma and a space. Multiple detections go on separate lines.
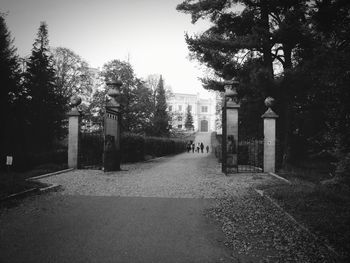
0, 0, 349, 262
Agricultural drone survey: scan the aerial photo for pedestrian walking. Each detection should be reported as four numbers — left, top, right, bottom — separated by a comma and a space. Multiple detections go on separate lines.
200, 142, 204, 153
197, 143, 200, 153
191, 143, 195, 153
206, 145, 209, 153
187, 143, 191, 153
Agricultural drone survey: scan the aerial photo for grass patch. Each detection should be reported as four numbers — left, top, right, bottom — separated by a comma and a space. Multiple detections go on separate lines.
264, 182, 350, 260
277, 160, 335, 184
278, 167, 333, 184
0, 163, 67, 199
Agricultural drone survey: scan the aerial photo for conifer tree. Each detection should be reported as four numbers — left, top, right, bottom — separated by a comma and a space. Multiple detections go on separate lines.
0, 14, 22, 163
25, 22, 66, 151
153, 75, 169, 136
184, 105, 194, 131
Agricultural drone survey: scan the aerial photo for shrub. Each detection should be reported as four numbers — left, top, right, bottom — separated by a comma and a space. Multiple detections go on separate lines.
335, 153, 350, 182
121, 133, 145, 162
79, 131, 104, 167
7, 149, 68, 172
121, 133, 187, 162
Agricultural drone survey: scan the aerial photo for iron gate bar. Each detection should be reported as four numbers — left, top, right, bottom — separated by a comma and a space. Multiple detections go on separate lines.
79, 127, 104, 169
222, 98, 227, 174
237, 139, 263, 173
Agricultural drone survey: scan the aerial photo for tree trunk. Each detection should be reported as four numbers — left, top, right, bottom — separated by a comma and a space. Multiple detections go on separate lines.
281, 45, 293, 167
261, 0, 274, 78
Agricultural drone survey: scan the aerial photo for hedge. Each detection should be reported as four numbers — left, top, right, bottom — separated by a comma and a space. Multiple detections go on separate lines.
121, 133, 188, 162
1, 133, 188, 171
120, 133, 145, 162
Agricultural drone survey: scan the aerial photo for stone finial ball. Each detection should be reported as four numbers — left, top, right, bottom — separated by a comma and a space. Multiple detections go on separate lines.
264, 97, 275, 108
107, 88, 120, 98
106, 79, 123, 88
70, 95, 82, 107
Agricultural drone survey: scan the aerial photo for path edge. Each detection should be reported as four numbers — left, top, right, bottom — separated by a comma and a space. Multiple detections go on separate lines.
268, 172, 291, 184
26, 168, 74, 181
254, 188, 341, 259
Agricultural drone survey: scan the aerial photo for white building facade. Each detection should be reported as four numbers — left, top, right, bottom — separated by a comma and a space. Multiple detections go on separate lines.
167, 93, 216, 132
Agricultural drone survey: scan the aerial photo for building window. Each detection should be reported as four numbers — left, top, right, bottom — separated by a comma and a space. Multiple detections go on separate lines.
178, 105, 182, 112
178, 124, 182, 129
177, 116, 182, 121
168, 105, 172, 111
201, 106, 208, 113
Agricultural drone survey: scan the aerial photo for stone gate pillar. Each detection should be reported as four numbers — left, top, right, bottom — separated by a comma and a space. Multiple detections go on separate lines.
103, 79, 122, 172
67, 95, 82, 169
262, 97, 278, 173
222, 79, 240, 174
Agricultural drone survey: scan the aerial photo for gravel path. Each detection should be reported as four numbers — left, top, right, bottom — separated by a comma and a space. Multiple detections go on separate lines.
38, 152, 278, 199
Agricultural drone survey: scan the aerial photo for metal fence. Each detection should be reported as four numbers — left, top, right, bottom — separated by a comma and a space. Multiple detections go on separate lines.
79, 128, 104, 169
237, 139, 263, 172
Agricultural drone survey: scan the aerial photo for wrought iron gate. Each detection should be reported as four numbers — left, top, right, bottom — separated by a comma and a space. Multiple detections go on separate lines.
79, 124, 104, 169
237, 99, 264, 173
237, 139, 263, 172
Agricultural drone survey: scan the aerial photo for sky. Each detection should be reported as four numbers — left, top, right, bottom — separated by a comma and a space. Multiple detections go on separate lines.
1, 0, 215, 97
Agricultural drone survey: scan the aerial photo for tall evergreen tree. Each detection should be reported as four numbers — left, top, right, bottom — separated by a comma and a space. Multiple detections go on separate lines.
153, 75, 170, 136
177, 0, 313, 164
25, 22, 66, 151
184, 105, 194, 131
0, 14, 22, 165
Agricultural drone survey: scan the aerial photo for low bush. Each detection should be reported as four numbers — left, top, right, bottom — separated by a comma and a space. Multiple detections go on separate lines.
79, 131, 104, 167
121, 133, 145, 162
121, 133, 187, 162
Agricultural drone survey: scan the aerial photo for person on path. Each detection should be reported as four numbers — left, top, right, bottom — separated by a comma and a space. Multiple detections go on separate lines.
187, 143, 191, 153
197, 143, 200, 153
206, 145, 209, 153
200, 142, 204, 153
191, 143, 195, 153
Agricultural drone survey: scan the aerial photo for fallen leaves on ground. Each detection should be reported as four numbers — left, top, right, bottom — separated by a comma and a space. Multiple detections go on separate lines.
206, 188, 339, 263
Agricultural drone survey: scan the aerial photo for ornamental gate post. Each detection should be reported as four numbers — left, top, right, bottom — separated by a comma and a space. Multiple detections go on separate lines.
103, 79, 122, 172
262, 97, 278, 173
67, 95, 82, 169
222, 79, 240, 174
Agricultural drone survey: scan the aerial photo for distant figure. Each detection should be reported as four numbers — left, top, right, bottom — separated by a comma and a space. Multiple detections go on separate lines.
200, 142, 204, 153
191, 143, 195, 153
197, 143, 200, 153
206, 145, 209, 153
187, 143, 191, 153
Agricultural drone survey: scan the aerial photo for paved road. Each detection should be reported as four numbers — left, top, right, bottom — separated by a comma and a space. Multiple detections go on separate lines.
0, 133, 280, 263
0, 196, 232, 263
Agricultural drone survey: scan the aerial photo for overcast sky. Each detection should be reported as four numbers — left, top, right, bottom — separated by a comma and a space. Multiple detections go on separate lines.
1, 0, 215, 97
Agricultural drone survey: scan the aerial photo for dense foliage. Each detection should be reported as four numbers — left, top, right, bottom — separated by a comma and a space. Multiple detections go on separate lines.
52, 47, 94, 102
0, 14, 22, 168
87, 60, 172, 136
121, 133, 187, 162
25, 22, 67, 152
0, 14, 178, 172
177, 0, 350, 178
0, 18, 68, 170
